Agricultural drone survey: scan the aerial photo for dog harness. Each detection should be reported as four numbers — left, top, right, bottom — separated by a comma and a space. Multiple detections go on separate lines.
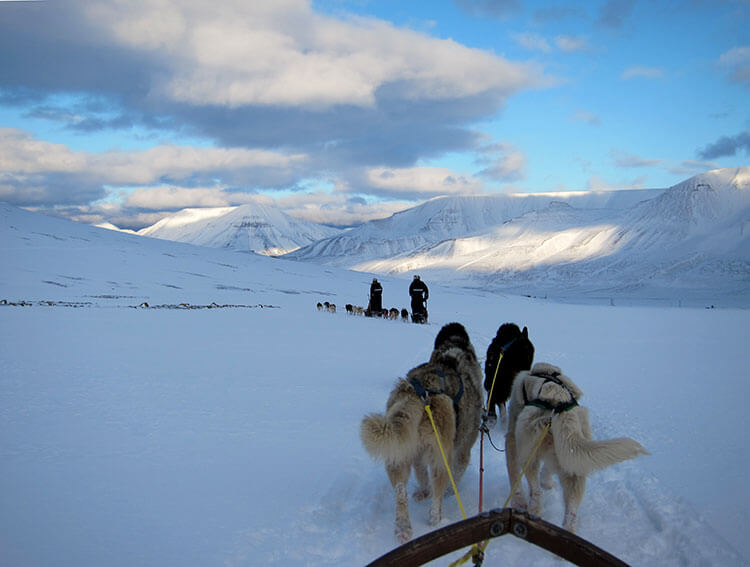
522, 371, 579, 414
499, 335, 518, 353
409, 368, 464, 412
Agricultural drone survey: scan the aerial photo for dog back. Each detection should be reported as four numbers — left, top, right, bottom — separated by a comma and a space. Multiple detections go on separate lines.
510, 363, 647, 476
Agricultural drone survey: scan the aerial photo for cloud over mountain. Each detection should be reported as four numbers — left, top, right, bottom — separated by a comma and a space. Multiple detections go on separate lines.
0, 0, 552, 227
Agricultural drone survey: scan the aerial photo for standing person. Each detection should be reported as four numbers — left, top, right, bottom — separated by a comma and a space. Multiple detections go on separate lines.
409, 275, 429, 323
368, 278, 383, 316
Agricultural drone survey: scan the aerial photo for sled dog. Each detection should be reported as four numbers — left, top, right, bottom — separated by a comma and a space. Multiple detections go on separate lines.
484, 323, 535, 426
360, 323, 484, 543
506, 363, 649, 533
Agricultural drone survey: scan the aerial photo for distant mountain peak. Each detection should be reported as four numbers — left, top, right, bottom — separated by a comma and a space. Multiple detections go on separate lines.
138, 202, 340, 255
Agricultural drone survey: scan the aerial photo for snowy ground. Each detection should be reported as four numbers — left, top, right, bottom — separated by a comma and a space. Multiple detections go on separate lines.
1, 204, 749, 566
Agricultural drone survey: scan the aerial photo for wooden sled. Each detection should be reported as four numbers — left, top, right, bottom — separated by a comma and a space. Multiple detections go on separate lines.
366, 508, 629, 567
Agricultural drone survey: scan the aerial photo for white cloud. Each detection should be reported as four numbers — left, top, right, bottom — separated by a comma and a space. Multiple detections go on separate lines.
587, 174, 647, 191
1, 2, 555, 227
0, 127, 307, 195
87, 145, 307, 186
276, 190, 413, 226
512, 32, 551, 53
364, 166, 484, 197
718, 46, 750, 86
571, 109, 600, 125
475, 142, 526, 182
86, 0, 544, 109
610, 149, 662, 168
669, 160, 719, 176
555, 35, 588, 52
0, 127, 86, 174
512, 32, 587, 54
621, 66, 664, 80
123, 186, 268, 210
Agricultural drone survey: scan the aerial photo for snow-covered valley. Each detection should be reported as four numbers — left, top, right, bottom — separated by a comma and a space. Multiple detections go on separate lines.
1, 202, 748, 566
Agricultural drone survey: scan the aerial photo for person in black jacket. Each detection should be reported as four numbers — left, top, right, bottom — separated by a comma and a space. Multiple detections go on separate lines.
368, 278, 383, 316
409, 275, 429, 323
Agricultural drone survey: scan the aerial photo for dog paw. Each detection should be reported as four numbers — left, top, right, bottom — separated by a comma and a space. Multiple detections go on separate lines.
412, 488, 430, 502
395, 521, 413, 543
563, 511, 577, 534
429, 510, 442, 526
510, 494, 527, 510
429, 500, 444, 526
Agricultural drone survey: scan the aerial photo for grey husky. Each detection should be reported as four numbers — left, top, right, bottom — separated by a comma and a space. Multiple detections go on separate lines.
360, 323, 483, 543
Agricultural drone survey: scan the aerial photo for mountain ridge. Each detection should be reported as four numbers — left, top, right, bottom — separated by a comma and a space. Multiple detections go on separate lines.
288, 167, 750, 302
286, 188, 664, 266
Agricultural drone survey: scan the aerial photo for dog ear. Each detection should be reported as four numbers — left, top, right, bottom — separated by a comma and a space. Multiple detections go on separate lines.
522, 326, 528, 338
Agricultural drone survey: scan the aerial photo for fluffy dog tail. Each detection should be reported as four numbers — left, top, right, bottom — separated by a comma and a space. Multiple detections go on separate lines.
551, 408, 649, 476
360, 395, 424, 464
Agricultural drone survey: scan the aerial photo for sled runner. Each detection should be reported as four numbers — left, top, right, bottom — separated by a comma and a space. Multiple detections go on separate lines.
365, 507, 629, 567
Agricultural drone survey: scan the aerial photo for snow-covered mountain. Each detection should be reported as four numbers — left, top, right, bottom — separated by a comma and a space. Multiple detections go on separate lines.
289, 167, 750, 303
138, 202, 341, 256
286, 188, 662, 267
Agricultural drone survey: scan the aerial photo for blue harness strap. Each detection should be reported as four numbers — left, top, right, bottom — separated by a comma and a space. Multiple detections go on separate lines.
409, 368, 464, 410
500, 336, 518, 353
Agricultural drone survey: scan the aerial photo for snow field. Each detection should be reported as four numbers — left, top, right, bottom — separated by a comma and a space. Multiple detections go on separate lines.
1, 202, 748, 565
1, 298, 748, 566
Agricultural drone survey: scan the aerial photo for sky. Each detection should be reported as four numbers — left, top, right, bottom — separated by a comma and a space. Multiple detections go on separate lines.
0, 0, 748, 229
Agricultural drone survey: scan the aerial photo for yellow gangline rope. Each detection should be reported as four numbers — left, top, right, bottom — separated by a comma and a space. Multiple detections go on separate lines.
424, 402, 485, 566
424, 404, 467, 520
484, 352, 503, 413
450, 420, 552, 567
447, 352, 505, 567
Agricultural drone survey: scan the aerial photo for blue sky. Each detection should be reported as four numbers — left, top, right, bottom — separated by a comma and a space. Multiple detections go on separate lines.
0, 0, 747, 229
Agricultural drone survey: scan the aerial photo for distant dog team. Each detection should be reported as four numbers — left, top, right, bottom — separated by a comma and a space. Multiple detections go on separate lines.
318, 275, 428, 323
360, 320, 648, 543
318, 301, 412, 321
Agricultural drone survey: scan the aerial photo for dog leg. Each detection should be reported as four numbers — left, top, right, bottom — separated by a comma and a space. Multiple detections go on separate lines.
394, 483, 412, 543
560, 473, 586, 534
452, 446, 471, 487
429, 466, 449, 526
505, 429, 527, 510
498, 402, 507, 428
387, 462, 413, 543
413, 458, 430, 501
540, 462, 556, 490
525, 458, 543, 516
